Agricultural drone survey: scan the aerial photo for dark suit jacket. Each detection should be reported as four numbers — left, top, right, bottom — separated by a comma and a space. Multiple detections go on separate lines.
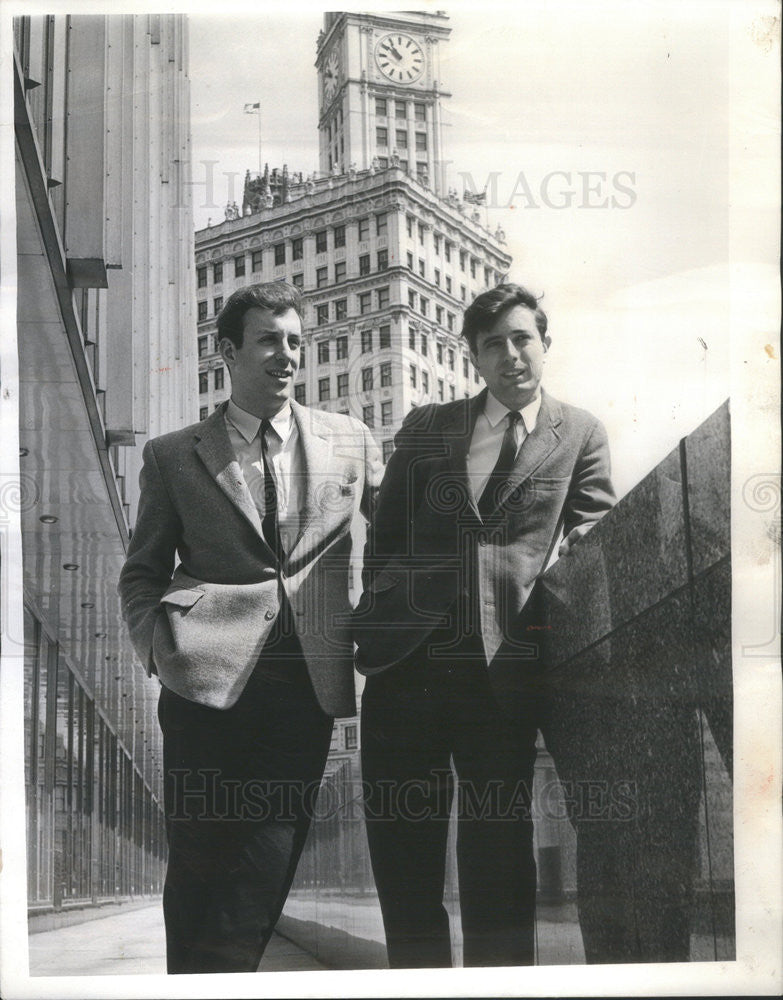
119, 400, 382, 715
353, 388, 615, 676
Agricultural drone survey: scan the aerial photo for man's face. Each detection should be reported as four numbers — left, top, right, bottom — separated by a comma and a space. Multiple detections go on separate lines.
470, 304, 551, 410
220, 306, 301, 417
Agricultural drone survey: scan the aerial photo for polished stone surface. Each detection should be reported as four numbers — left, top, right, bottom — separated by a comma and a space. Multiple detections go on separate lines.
685, 401, 731, 577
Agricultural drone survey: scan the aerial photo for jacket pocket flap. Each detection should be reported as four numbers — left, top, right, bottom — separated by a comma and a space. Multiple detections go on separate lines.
369, 570, 400, 593
160, 588, 204, 609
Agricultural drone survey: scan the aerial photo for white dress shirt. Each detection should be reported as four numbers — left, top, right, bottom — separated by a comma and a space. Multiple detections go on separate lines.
467, 391, 542, 504
225, 399, 304, 551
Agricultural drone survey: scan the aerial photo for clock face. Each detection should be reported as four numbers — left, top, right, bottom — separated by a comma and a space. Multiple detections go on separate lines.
375, 33, 424, 84
323, 51, 340, 101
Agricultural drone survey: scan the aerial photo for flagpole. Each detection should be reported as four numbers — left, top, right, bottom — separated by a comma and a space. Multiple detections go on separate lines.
257, 107, 262, 177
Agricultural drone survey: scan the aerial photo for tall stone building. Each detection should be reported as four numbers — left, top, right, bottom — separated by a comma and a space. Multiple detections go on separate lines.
12, 14, 196, 918
195, 10, 512, 466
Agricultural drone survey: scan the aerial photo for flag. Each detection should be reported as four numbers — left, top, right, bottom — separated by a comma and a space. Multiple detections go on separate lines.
463, 189, 486, 205
243, 102, 260, 113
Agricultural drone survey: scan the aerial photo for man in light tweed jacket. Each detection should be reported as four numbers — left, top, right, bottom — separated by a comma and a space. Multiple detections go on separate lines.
119, 282, 381, 973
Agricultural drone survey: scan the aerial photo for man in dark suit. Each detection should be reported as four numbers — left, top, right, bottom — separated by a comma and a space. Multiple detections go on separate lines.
354, 283, 615, 968
119, 282, 381, 973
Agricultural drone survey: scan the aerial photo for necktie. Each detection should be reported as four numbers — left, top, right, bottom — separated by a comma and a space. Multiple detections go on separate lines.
478, 411, 521, 517
260, 419, 282, 557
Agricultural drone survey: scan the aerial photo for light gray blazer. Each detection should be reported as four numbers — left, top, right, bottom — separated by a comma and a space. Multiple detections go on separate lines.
119, 400, 382, 715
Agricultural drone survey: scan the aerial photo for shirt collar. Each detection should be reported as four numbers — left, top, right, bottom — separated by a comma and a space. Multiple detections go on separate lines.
226, 398, 293, 444
484, 390, 542, 433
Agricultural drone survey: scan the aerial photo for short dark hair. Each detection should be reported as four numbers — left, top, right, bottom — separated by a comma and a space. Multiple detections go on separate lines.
216, 281, 303, 348
461, 283, 548, 354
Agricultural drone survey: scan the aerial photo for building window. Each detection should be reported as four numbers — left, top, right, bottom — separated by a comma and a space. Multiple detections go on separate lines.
381, 400, 393, 426
420, 333, 428, 355
409, 364, 417, 388
415, 132, 427, 152
418, 258, 425, 278
485, 266, 492, 285
337, 373, 349, 397
335, 261, 347, 283
252, 249, 263, 271
362, 367, 374, 391
198, 301, 208, 321
460, 286, 466, 302
379, 325, 391, 348
376, 213, 388, 237
377, 156, 388, 169
294, 383, 306, 404
292, 237, 303, 261
380, 361, 392, 387
377, 286, 389, 309
214, 367, 224, 390
445, 241, 452, 263
449, 385, 456, 401
438, 378, 444, 401
316, 230, 328, 254
376, 126, 388, 147
447, 348, 455, 371
318, 341, 330, 364
460, 250, 467, 271
300, 346, 305, 369
418, 224, 425, 245
199, 406, 208, 420
434, 234, 441, 254
382, 439, 395, 463
470, 258, 477, 279
447, 312, 455, 332
359, 291, 372, 315
359, 254, 371, 276
377, 249, 388, 270
198, 335, 209, 358
396, 130, 408, 149
335, 298, 347, 320
363, 404, 374, 428
361, 329, 373, 353
292, 272, 304, 289
436, 305, 444, 325
358, 217, 370, 241
419, 297, 428, 317
213, 262, 223, 284
396, 101, 407, 119
316, 266, 328, 289
234, 255, 245, 277
336, 335, 348, 360
198, 372, 208, 394
434, 269, 441, 287
318, 377, 331, 401
414, 102, 426, 122
474, 368, 480, 384
408, 290, 416, 309
213, 296, 223, 314
334, 225, 346, 249
274, 243, 285, 266
316, 304, 329, 327
375, 98, 387, 117
446, 275, 452, 294
409, 330, 416, 350
406, 251, 414, 269
422, 371, 429, 394
406, 216, 414, 238
463, 356, 469, 378
197, 266, 207, 288
436, 342, 443, 364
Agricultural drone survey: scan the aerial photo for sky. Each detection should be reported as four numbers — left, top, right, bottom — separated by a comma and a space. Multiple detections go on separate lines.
187, 1, 779, 496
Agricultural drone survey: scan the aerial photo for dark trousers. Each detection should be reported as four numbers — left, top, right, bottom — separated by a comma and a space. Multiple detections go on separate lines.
361, 643, 539, 968
158, 647, 333, 974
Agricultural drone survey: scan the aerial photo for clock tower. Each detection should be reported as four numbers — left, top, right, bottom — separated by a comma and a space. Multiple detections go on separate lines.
316, 11, 451, 195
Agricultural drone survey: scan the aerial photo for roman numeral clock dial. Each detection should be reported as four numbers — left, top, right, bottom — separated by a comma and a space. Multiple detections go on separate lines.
375, 33, 424, 83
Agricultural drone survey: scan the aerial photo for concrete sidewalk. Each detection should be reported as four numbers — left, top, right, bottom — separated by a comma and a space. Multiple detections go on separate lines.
28, 902, 328, 976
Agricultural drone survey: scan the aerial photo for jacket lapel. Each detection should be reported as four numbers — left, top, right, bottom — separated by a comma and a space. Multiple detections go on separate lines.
442, 389, 486, 518
288, 400, 332, 554
193, 403, 266, 539
499, 391, 563, 504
